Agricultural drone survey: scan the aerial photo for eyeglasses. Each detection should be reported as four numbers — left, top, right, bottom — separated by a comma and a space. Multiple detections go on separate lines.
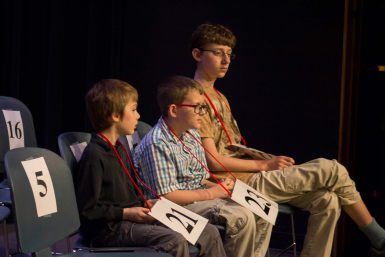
177, 104, 209, 116
199, 48, 236, 60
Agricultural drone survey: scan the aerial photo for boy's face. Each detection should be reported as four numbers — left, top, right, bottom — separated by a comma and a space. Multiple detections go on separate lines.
116, 99, 140, 135
194, 43, 233, 80
176, 89, 207, 130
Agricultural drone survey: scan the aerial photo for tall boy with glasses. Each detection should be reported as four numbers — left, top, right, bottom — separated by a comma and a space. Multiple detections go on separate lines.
191, 23, 385, 257
134, 75, 272, 257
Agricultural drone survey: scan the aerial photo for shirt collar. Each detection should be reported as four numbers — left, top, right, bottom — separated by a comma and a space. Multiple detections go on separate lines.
92, 133, 122, 153
159, 117, 192, 144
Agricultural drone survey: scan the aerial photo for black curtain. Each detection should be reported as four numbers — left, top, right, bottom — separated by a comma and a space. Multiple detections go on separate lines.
1, 0, 344, 161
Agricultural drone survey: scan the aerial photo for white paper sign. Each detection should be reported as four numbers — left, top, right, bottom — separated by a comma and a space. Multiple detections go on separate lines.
21, 157, 57, 217
231, 180, 278, 225
125, 135, 134, 150
149, 197, 208, 244
69, 142, 88, 162
2, 110, 25, 149
125, 131, 140, 151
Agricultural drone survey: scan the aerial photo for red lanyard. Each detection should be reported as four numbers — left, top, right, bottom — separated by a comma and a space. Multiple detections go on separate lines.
164, 122, 233, 197
186, 130, 236, 181
204, 88, 247, 146
98, 133, 160, 209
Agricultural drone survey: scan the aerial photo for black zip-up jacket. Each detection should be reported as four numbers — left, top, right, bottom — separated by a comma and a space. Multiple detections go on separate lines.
76, 134, 143, 241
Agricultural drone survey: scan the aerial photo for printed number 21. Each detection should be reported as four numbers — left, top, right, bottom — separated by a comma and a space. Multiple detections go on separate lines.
35, 171, 47, 197
166, 208, 198, 233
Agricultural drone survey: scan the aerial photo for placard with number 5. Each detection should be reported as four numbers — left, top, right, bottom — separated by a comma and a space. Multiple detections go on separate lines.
21, 157, 57, 217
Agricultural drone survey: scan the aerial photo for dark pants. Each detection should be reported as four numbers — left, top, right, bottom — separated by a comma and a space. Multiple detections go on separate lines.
94, 221, 226, 257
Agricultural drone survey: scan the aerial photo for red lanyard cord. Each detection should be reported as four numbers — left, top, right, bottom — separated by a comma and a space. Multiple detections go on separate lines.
164, 122, 232, 197
204, 92, 233, 145
98, 133, 160, 210
119, 140, 161, 200
205, 89, 247, 146
186, 130, 236, 181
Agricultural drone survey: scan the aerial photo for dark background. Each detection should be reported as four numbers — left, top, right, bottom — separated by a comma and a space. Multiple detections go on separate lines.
1, 0, 384, 256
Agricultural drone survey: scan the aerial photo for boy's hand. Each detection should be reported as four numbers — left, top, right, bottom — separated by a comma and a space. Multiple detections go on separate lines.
123, 207, 155, 223
221, 177, 235, 191
263, 156, 295, 171
207, 178, 234, 199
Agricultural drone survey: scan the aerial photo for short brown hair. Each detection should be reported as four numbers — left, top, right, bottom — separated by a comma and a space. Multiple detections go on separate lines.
190, 23, 236, 50
157, 76, 204, 117
86, 79, 138, 131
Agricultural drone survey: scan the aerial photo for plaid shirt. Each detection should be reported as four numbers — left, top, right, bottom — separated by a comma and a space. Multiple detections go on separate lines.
133, 117, 209, 198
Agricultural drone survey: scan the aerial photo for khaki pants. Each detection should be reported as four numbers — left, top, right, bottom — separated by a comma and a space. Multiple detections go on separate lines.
185, 198, 272, 257
247, 158, 361, 257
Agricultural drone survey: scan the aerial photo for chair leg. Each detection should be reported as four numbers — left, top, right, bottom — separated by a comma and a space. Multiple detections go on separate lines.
2, 220, 9, 257
275, 208, 297, 257
290, 213, 297, 257
66, 236, 72, 253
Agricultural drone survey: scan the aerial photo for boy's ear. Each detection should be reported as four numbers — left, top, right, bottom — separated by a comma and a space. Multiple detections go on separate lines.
192, 48, 201, 62
168, 104, 178, 118
111, 112, 120, 122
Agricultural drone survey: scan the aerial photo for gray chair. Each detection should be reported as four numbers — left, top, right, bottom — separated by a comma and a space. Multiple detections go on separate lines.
58, 132, 92, 175
0, 96, 37, 205
4, 147, 172, 257
58, 132, 199, 257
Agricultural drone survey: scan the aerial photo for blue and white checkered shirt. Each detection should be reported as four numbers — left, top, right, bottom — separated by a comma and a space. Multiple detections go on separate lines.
133, 117, 210, 198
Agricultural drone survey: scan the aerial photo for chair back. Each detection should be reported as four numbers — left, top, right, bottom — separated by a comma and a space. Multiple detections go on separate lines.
57, 132, 91, 173
0, 96, 37, 177
4, 147, 79, 253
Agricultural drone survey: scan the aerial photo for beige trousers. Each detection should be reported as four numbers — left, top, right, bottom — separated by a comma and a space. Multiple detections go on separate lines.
185, 198, 272, 257
247, 158, 361, 257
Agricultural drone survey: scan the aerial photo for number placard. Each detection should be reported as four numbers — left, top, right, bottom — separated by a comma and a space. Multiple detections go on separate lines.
2, 110, 25, 149
21, 157, 57, 217
149, 197, 208, 245
70, 142, 88, 162
231, 180, 278, 225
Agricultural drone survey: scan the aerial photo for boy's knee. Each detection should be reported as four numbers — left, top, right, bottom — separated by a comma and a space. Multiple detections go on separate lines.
203, 223, 222, 239
309, 190, 341, 214
225, 208, 256, 235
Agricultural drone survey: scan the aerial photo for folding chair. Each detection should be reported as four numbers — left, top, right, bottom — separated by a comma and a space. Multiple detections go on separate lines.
0, 96, 37, 206
58, 132, 200, 256
4, 147, 172, 257
57, 132, 91, 175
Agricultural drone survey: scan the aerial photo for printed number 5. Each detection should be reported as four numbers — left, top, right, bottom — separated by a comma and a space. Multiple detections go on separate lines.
35, 171, 48, 197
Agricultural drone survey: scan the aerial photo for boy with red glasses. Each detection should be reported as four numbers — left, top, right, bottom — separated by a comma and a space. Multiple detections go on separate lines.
134, 75, 272, 257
